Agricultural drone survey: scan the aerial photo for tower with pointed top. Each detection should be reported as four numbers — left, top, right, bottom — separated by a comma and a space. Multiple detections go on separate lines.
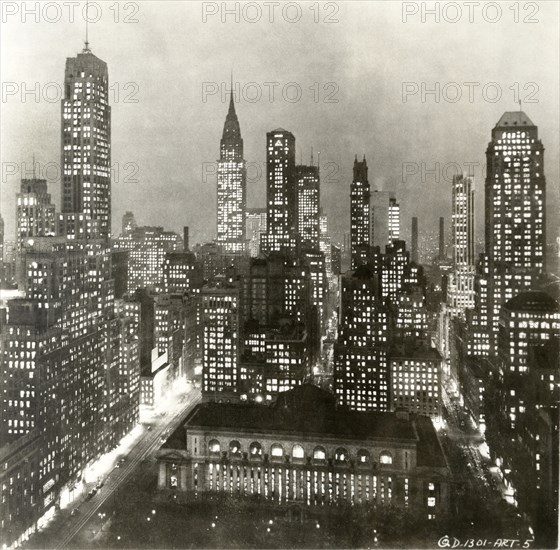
350, 155, 370, 269
217, 89, 246, 254
60, 44, 111, 240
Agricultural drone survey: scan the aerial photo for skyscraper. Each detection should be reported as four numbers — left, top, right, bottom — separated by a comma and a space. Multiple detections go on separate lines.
411, 216, 419, 264
0, 214, 4, 285
216, 91, 246, 254
261, 129, 297, 255
350, 156, 370, 269
388, 198, 400, 244
485, 112, 546, 273
61, 45, 111, 240
201, 277, 240, 399
469, 112, 547, 356
122, 226, 183, 293
447, 174, 475, 310
370, 190, 390, 249
334, 265, 389, 411
122, 211, 137, 236
16, 177, 56, 252
246, 208, 267, 258
452, 175, 475, 267
296, 163, 320, 251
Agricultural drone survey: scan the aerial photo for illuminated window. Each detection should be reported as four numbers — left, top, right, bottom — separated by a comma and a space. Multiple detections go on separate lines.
313, 446, 326, 461
249, 442, 262, 458
380, 452, 393, 465
358, 450, 370, 464
271, 444, 284, 458
292, 445, 305, 459
229, 440, 241, 457
208, 439, 220, 455
335, 448, 349, 464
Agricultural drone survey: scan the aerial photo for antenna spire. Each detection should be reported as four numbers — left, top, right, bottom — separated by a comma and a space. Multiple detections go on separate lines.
83, 0, 91, 52
518, 99, 522, 112
32, 153, 36, 179
311, 147, 314, 166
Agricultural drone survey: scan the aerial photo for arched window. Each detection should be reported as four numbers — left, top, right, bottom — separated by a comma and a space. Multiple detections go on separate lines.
292, 445, 305, 459
208, 439, 220, 455
335, 448, 349, 463
313, 446, 326, 461
229, 440, 241, 457
357, 449, 370, 464
249, 441, 262, 458
270, 444, 284, 458
380, 451, 393, 465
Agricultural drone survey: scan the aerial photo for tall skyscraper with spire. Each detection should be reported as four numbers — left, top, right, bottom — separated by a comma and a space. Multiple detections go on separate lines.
350, 155, 370, 269
261, 129, 297, 255
217, 85, 246, 254
60, 41, 111, 240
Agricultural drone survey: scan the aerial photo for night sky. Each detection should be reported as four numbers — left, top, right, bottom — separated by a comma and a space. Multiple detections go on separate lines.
1, 1, 558, 248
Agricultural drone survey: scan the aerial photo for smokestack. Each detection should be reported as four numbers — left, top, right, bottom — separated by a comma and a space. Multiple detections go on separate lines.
411, 217, 418, 264
439, 217, 445, 261
183, 226, 189, 252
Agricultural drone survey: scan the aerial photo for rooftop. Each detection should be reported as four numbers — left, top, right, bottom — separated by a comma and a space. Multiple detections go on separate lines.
390, 342, 442, 362
505, 291, 559, 313
494, 111, 535, 128
163, 385, 448, 469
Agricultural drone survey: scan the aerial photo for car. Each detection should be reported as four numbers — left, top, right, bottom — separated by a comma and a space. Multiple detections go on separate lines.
147, 426, 152, 431
71, 508, 79, 516
96, 481, 104, 489
115, 463, 120, 469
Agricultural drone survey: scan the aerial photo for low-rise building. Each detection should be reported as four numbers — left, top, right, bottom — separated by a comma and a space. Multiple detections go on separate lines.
156, 385, 450, 519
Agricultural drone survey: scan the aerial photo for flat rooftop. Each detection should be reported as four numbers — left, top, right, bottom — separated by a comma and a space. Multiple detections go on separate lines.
163, 385, 448, 469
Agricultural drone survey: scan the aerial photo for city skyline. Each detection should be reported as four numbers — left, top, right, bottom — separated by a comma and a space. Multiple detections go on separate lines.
1, 2, 559, 248
1, 3, 559, 549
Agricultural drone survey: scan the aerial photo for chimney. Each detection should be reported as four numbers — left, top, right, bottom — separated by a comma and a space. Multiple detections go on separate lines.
183, 226, 189, 252
438, 217, 445, 261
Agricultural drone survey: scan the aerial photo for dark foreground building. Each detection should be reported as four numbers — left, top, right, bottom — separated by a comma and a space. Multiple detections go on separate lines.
156, 385, 450, 519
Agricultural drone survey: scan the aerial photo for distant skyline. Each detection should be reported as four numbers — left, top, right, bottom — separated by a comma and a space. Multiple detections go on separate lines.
1, 1, 559, 249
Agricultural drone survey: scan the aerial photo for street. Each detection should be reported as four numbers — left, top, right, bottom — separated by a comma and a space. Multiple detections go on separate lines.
24, 385, 200, 550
